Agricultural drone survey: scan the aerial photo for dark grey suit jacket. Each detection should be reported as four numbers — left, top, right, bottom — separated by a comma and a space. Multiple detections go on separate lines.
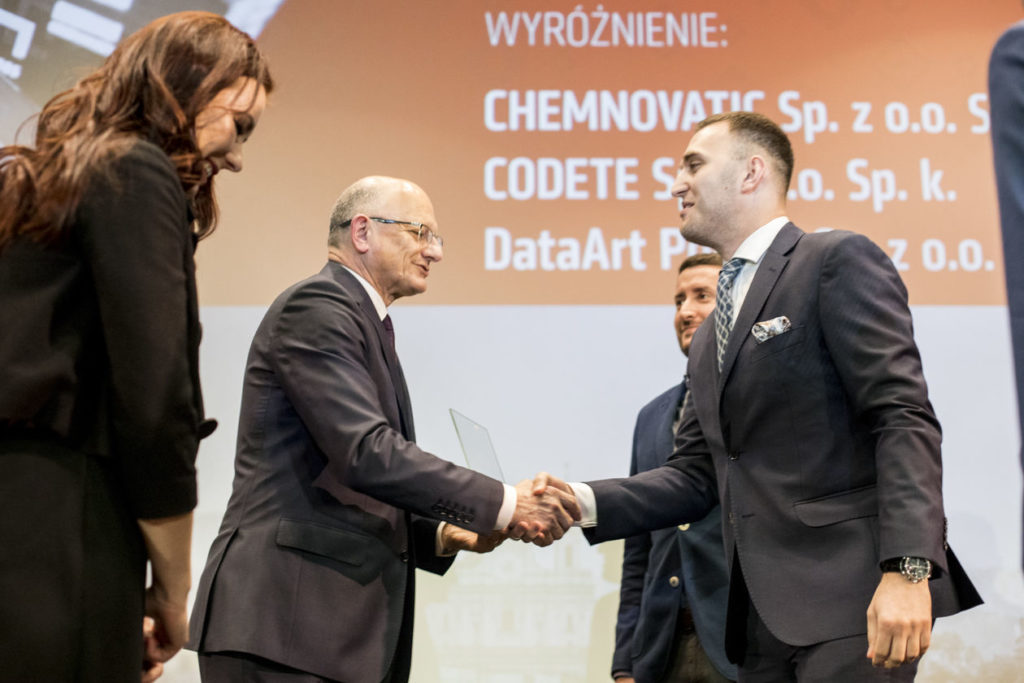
587, 224, 981, 652
613, 383, 735, 681
188, 263, 504, 682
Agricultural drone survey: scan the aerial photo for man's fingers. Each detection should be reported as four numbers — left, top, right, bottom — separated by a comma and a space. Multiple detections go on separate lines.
865, 606, 878, 660
871, 631, 893, 667
904, 631, 922, 662
547, 517, 565, 540
554, 487, 581, 521
551, 499, 573, 531
886, 627, 908, 666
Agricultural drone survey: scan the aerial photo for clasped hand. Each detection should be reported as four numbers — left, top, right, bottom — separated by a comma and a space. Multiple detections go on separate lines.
505, 472, 580, 546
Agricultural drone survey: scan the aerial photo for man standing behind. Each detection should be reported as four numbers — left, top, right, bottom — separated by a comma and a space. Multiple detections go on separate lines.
613, 252, 736, 683
188, 176, 578, 682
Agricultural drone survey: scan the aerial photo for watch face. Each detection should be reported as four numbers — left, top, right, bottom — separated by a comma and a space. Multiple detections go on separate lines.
900, 556, 932, 582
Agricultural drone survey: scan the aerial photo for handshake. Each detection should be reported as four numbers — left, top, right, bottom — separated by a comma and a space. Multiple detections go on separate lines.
440, 473, 581, 554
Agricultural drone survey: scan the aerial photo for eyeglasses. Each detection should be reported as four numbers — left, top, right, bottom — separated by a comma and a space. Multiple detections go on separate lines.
339, 216, 443, 247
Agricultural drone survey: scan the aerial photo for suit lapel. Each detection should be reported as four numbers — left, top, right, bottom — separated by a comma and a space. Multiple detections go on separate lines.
386, 338, 416, 441
328, 264, 416, 440
372, 311, 416, 440
717, 223, 802, 394
658, 384, 685, 453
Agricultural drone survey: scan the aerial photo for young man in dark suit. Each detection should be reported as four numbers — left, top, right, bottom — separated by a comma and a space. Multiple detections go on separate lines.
538, 113, 981, 681
188, 176, 578, 682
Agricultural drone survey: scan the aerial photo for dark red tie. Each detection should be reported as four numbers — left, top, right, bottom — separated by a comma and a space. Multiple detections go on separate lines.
382, 314, 395, 350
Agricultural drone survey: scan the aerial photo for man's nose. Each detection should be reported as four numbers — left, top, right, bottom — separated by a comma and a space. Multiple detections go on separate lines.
671, 170, 688, 197
424, 239, 443, 262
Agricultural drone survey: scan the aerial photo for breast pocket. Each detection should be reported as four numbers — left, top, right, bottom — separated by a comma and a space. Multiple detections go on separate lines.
747, 325, 805, 363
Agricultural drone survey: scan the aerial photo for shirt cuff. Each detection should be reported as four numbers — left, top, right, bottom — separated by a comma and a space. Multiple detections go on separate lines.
493, 482, 517, 530
569, 482, 597, 527
435, 522, 457, 556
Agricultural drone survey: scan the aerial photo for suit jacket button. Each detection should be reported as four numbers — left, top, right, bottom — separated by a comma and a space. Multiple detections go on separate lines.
677, 523, 690, 531
400, 551, 409, 563
729, 451, 739, 460
669, 576, 680, 588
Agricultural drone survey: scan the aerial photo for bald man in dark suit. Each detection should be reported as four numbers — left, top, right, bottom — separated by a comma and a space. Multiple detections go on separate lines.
188, 176, 578, 682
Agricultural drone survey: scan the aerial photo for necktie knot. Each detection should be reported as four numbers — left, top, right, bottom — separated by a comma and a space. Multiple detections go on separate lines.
719, 257, 745, 286
714, 257, 746, 370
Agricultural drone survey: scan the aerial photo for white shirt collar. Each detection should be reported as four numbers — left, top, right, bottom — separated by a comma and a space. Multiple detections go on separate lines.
732, 216, 791, 264
342, 265, 388, 321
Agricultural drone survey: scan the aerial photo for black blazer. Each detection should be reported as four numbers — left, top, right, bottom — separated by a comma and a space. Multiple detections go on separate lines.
0, 140, 208, 518
189, 263, 505, 682
587, 224, 981, 649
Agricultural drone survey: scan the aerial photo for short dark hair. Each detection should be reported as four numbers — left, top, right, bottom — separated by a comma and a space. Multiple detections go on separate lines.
678, 251, 723, 274
696, 111, 794, 192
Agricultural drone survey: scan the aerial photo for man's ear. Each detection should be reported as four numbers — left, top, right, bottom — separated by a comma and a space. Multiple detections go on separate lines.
350, 214, 372, 254
740, 155, 768, 194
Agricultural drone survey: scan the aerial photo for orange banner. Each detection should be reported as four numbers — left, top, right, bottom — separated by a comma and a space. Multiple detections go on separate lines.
199, 1, 1018, 305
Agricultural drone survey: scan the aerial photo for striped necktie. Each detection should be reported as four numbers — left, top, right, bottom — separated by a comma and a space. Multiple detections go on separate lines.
715, 258, 746, 370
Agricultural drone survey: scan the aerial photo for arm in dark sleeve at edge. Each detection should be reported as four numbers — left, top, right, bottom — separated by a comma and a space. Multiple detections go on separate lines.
818, 232, 946, 571
78, 142, 199, 519
268, 280, 505, 535
584, 393, 717, 545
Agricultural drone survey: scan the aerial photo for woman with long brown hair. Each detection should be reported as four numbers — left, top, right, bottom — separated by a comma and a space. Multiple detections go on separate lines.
0, 12, 272, 681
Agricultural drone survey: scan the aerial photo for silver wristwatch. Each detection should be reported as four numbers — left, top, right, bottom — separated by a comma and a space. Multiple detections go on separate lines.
880, 556, 933, 583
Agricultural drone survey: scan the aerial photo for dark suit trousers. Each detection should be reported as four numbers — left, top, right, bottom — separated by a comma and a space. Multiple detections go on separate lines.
728, 559, 919, 682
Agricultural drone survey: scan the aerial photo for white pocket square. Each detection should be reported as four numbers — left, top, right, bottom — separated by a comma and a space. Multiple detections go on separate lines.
751, 316, 791, 343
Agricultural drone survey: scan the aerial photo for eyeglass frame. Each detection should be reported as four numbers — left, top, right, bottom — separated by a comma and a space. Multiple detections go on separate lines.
339, 216, 443, 247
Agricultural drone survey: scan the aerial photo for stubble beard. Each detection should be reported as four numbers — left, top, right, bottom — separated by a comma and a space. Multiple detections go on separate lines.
681, 216, 720, 253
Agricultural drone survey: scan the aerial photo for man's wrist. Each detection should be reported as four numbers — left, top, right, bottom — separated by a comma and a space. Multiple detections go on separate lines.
880, 556, 932, 583
569, 482, 597, 527
494, 483, 517, 530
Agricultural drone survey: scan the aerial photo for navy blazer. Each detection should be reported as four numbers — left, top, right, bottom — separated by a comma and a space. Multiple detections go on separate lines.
587, 225, 981, 653
188, 264, 504, 682
613, 383, 735, 681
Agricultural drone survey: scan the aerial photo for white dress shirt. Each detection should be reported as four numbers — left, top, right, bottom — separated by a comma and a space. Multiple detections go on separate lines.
570, 216, 791, 527
342, 267, 517, 544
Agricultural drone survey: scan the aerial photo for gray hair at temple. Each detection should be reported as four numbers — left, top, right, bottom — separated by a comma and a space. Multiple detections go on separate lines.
327, 184, 374, 247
